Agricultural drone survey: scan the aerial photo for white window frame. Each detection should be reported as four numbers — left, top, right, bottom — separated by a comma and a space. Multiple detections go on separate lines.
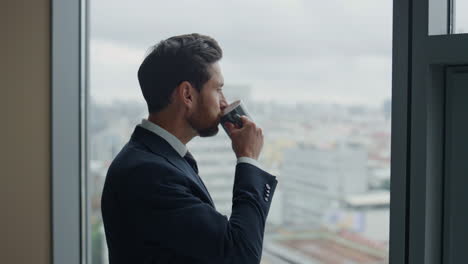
51, 0, 89, 263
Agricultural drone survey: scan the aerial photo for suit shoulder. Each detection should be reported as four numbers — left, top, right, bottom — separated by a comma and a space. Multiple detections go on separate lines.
108, 141, 164, 170
106, 141, 184, 183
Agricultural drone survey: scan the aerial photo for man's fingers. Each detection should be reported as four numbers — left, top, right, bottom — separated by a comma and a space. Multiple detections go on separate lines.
240, 115, 250, 122
224, 122, 234, 133
257, 127, 263, 135
239, 115, 253, 127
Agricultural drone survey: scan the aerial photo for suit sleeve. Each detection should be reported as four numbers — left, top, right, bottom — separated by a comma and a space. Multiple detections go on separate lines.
125, 161, 278, 264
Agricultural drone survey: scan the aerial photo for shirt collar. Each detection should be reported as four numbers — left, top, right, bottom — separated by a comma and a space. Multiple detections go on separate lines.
138, 119, 188, 157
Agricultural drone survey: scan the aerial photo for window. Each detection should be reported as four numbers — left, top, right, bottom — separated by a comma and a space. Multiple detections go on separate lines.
455, 0, 468, 33
429, 0, 468, 34
87, 1, 392, 263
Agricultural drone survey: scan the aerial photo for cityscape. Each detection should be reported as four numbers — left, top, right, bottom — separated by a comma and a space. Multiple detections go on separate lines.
88, 85, 391, 264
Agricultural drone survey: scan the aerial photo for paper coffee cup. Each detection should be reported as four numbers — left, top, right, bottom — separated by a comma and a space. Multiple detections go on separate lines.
220, 100, 252, 135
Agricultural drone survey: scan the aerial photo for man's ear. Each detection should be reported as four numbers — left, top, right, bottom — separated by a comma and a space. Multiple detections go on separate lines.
175, 81, 196, 108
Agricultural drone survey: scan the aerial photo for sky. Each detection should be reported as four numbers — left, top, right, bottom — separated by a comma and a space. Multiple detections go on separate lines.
89, 0, 393, 107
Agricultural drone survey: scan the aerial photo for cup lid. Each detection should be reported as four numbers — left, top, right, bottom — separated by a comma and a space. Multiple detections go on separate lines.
222, 100, 241, 115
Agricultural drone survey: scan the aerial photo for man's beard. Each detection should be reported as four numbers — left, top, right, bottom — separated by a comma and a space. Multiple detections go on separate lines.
188, 109, 220, 137
198, 124, 219, 137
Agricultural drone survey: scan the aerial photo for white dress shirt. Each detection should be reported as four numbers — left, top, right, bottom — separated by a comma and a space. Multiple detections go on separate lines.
138, 119, 262, 170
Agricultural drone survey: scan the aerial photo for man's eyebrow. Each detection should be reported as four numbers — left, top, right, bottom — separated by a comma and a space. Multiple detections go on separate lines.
218, 82, 224, 88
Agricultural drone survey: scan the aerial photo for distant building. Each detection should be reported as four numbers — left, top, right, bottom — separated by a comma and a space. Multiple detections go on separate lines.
263, 228, 388, 264
341, 191, 390, 242
280, 141, 368, 227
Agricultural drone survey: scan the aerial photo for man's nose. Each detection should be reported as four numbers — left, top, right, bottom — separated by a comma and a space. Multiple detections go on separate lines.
220, 95, 228, 111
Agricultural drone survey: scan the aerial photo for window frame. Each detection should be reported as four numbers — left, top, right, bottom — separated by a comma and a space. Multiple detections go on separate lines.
51, 0, 89, 263
391, 0, 468, 263
389, 0, 411, 262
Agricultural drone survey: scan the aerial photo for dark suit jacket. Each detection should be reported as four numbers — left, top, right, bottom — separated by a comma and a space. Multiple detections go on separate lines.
101, 125, 278, 264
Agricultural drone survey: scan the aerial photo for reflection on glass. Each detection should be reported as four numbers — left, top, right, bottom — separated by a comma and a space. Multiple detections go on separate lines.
455, 0, 468, 33
88, 1, 392, 263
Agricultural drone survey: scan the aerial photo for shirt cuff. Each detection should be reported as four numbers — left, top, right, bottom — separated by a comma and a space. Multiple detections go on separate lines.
237, 157, 262, 170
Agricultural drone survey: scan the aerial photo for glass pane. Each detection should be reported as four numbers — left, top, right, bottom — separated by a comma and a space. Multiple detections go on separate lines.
455, 0, 468, 33
88, 1, 392, 263
429, 0, 449, 35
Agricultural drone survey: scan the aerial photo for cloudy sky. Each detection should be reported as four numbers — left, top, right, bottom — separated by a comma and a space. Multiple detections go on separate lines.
89, 0, 392, 107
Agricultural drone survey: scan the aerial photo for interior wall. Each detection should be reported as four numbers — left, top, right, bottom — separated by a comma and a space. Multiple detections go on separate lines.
1, 0, 51, 263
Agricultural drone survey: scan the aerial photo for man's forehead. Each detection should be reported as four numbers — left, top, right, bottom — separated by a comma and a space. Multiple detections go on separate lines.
209, 62, 224, 85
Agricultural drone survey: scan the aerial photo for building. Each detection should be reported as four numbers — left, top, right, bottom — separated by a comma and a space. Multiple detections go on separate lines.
281, 141, 368, 227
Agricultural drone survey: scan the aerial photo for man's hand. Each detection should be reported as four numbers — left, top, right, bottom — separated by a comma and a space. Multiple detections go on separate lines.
224, 116, 264, 160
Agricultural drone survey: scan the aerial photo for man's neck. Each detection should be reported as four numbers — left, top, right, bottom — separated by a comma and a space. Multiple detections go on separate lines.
147, 112, 197, 145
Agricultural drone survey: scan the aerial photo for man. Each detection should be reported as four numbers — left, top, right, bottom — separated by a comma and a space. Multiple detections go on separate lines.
101, 33, 278, 264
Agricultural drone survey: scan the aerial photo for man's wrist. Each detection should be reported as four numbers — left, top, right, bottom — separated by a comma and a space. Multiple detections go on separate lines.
236, 152, 258, 160
237, 157, 262, 170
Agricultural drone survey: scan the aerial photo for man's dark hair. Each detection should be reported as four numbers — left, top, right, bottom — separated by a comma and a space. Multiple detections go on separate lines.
137, 33, 223, 113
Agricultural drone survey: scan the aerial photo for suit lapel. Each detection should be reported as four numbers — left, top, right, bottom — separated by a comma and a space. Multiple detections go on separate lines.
167, 155, 215, 207
130, 125, 215, 208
